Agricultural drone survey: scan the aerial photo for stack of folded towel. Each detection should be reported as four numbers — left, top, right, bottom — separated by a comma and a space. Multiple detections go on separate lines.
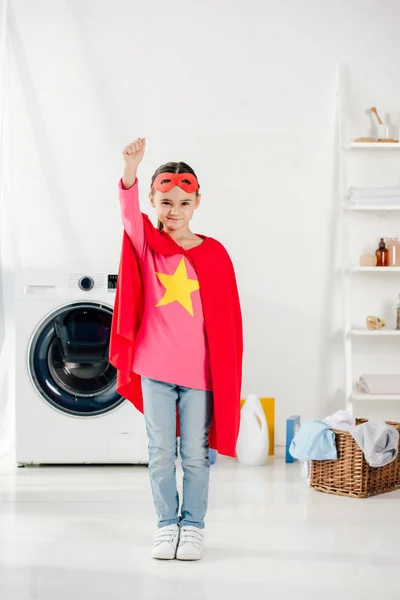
349, 185, 400, 206
289, 410, 399, 469
357, 374, 400, 395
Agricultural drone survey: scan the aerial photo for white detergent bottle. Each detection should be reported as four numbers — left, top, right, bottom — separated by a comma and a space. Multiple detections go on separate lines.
236, 394, 269, 466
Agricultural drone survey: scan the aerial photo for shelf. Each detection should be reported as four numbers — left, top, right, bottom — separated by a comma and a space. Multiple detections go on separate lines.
338, 66, 400, 414
348, 266, 400, 272
351, 393, 400, 401
349, 328, 400, 337
344, 203, 400, 211
347, 142, 400, 149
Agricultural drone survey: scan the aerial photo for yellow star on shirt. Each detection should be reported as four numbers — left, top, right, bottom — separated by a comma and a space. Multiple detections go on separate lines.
155, 257, 200, 317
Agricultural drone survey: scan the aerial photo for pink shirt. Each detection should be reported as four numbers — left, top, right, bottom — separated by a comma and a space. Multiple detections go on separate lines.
118, 179, 212, 391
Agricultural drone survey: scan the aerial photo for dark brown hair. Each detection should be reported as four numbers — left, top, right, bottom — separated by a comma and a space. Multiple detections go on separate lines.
150, 161, 200, 230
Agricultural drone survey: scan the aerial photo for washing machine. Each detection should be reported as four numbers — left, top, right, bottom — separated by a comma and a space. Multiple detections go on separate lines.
15, 268, 149, 465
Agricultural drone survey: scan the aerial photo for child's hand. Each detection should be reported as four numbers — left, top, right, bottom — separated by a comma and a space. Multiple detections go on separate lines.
123, 137, 146, 170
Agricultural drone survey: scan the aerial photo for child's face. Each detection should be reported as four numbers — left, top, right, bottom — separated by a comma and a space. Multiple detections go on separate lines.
150, 186, 200, 232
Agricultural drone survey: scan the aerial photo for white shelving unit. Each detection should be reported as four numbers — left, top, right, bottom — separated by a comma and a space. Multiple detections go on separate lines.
349, 329, 400, 337
344, 204, 400, 212
351, 393, 400, 402
348, 266, 400, 272
339, 67, 400, 413
346, 142, 400, 150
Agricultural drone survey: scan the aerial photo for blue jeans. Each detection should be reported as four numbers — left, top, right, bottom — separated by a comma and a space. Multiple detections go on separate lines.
141, 377, 214, 529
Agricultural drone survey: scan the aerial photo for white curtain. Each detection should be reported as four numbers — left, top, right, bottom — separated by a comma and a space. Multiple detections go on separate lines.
0, 0, 17, 458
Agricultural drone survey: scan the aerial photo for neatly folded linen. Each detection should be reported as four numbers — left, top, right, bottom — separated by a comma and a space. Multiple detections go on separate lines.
349, 196, 400, 206
358, 374, 400, 395
349, 185, 400, 198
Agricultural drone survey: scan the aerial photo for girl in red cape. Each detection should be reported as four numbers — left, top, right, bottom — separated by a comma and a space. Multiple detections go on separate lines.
109, 138, 243, 561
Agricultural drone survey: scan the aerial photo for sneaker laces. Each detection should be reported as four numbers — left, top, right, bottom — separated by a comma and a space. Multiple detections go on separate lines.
180, 527, 204, 549
153, 526, 178, 546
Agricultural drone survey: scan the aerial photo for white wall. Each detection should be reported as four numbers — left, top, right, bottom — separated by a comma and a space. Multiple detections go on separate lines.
5, 0, 400, 445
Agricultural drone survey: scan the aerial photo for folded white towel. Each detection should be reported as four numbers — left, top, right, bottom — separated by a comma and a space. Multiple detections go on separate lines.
349, 185, 400, 198
358, 374, 400, 395
349, 196, 400, 206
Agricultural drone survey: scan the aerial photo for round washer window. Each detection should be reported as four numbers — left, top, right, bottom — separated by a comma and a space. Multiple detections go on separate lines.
28, 302, 124, 417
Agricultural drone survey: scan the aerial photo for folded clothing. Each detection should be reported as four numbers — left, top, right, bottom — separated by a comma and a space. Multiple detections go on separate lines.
358, 374, 400, 395
349, 185, 400, 198
349, 186, 400, 206
289, 420, 337, 462
350, 421, 399, 467
350, 196, 400, 206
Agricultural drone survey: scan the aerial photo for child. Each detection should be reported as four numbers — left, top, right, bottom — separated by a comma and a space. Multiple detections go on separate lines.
109, 138, 242, 561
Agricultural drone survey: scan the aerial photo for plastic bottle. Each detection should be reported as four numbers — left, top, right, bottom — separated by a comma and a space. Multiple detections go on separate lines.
386, 238, 400, 266
236, 394, 269, 466
376, 238, 389, 267
391, 237, 400, 266
396, 294, 400, 330
386, 238, 395, 265
395, 238, 400, 266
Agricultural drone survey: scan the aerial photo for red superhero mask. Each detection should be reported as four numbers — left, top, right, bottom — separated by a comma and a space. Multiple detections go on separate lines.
152, 172, 199, 194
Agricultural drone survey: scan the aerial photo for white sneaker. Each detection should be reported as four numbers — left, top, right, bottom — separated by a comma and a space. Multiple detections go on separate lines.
152, 524, 180, 560
176, 526, 204, 561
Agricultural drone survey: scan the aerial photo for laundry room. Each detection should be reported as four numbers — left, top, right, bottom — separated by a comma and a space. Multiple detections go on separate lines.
1, 1, 400, 599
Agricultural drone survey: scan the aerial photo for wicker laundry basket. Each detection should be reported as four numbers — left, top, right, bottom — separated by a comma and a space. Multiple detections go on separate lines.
310, 419, 400, 498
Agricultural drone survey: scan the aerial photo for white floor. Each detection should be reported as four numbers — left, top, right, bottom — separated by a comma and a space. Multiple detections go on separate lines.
0, 455, 399, 600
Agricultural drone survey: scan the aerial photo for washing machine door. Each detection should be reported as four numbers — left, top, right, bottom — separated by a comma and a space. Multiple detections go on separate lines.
29, 302, 124, 417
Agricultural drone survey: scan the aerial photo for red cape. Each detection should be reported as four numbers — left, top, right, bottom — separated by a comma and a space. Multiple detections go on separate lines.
109, 215, 243, 457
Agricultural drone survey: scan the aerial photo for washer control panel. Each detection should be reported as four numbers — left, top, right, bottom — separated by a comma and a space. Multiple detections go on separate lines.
107, 274, 118, 290
78, 276, 94, 291
66, 273, 118, 292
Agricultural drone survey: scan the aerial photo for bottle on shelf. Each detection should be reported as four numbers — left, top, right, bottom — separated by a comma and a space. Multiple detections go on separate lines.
360, 254, 377, 267
376, 238, 389, 267
397, 294, 400, 330
386, 237, 400, 266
